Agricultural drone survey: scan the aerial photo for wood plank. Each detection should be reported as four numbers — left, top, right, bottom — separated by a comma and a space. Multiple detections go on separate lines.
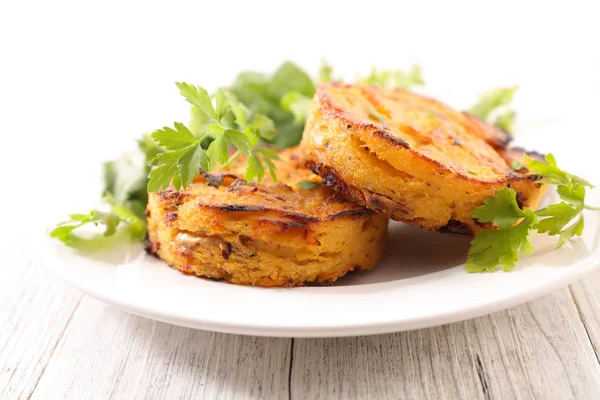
570, 270, 600, 362
30, 297, 292, 400
0, 233, 83, 400
291, 287, 600, 400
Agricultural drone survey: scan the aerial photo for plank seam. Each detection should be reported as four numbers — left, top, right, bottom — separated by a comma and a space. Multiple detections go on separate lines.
288, 338, 294, 400
26, 294, 83, 399
568, 285, 600, 365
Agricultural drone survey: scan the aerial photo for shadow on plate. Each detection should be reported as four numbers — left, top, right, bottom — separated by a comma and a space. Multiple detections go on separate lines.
335, 221, 471, 286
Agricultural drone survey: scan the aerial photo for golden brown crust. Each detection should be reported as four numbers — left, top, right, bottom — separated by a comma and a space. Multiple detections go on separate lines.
147, 147, 388, 287
300, 83, 548, 234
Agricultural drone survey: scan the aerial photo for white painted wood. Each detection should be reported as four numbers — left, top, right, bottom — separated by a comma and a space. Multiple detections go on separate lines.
291, 287, 600, 400
2, 232, 600, 400
30, 296, 292, 400
570, 270, 600, 362
0, 234, 83, 400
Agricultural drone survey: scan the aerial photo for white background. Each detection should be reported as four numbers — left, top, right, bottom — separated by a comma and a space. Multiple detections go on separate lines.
1, 0, 599, 225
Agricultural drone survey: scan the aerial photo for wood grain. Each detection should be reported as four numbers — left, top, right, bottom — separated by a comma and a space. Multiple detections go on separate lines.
30, 297, 292, 400
0, 234, 83, 400
291, 286, 600, 400
3, 231, 600, 399
570, 270, 600, 362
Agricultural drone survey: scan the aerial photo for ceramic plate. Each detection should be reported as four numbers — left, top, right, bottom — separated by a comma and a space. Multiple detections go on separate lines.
44, 188, 600, 337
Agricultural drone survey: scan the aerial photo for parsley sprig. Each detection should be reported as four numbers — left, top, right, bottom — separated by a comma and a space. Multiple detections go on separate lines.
147, 83, 278, 192
466, 153, 597, 272
468, 87, 518, 133
50, 194, 147, 249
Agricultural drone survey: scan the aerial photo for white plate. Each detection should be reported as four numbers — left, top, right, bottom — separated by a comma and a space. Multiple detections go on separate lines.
45, 190, 600, 337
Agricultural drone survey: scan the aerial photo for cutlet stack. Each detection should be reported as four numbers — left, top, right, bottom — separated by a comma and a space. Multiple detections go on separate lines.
147, 83, 549, 287
300, 83, 548, 235
147, 148, 388, 287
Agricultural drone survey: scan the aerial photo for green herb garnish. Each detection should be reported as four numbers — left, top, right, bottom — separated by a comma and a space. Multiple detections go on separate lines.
147, 83, 278, 192
229, 62, 315, 148
467, 86, 518, 132
466, 154, 597, 272
297, 180, 322, 190
319, 59, 334, 83
50, 194, 147, 249
510, 160, 523, 171
366, 108, 386, 123
360, 65, 424, 89
280, 91, 313, 124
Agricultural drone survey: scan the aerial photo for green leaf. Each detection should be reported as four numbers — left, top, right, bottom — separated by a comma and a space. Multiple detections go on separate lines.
104, 194, 147, 241
206, 134, 228, 168
254, 148, 279, 160
319, 59, 333, 83
189, 105, 211, 138
176, 82, 216, 119
360, 65, 424, 89
535, 202, 580, 235
493, 110, 516, 132
215, 88, 229, 121
148, 151, 181, 192
103, 213, 121, 236
466, 212, 537, 272
468, 86, 518, 121
391, 65, 424, 89
267, 61, 316, 99
557, 184, 585, 210
297, 180, 321, 190
228, 62, 315, 150
151, 123, 196, 150
510, 160, 523, 171
251, 114, 277, 140
50, 195, 147, 249
225, 91, 250, 129
558, 216, 584, 248
224, 129, 252, 154
471, 188, 526, 229
102, 150, 147, 206
177, 145, 208, 188
245, 153, 264, 182
266, 121, 304, 149
280, 91, 312, 123
526, 153, 593, 188
468, 153, 597, 272
138, 133, 164, 163
254, 148, 279, 182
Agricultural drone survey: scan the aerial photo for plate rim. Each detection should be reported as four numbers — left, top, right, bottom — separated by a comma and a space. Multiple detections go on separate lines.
45, 238, 600, 338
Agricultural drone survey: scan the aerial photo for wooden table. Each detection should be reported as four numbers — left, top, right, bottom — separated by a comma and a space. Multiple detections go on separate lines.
2, 232, 600, 400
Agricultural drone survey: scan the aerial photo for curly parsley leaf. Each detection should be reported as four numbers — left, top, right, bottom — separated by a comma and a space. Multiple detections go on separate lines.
467, 153, 598, 272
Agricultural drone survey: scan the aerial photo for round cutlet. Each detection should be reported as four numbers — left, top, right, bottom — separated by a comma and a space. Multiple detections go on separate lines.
299, 83, 548, 235
146, 147, 388, 287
